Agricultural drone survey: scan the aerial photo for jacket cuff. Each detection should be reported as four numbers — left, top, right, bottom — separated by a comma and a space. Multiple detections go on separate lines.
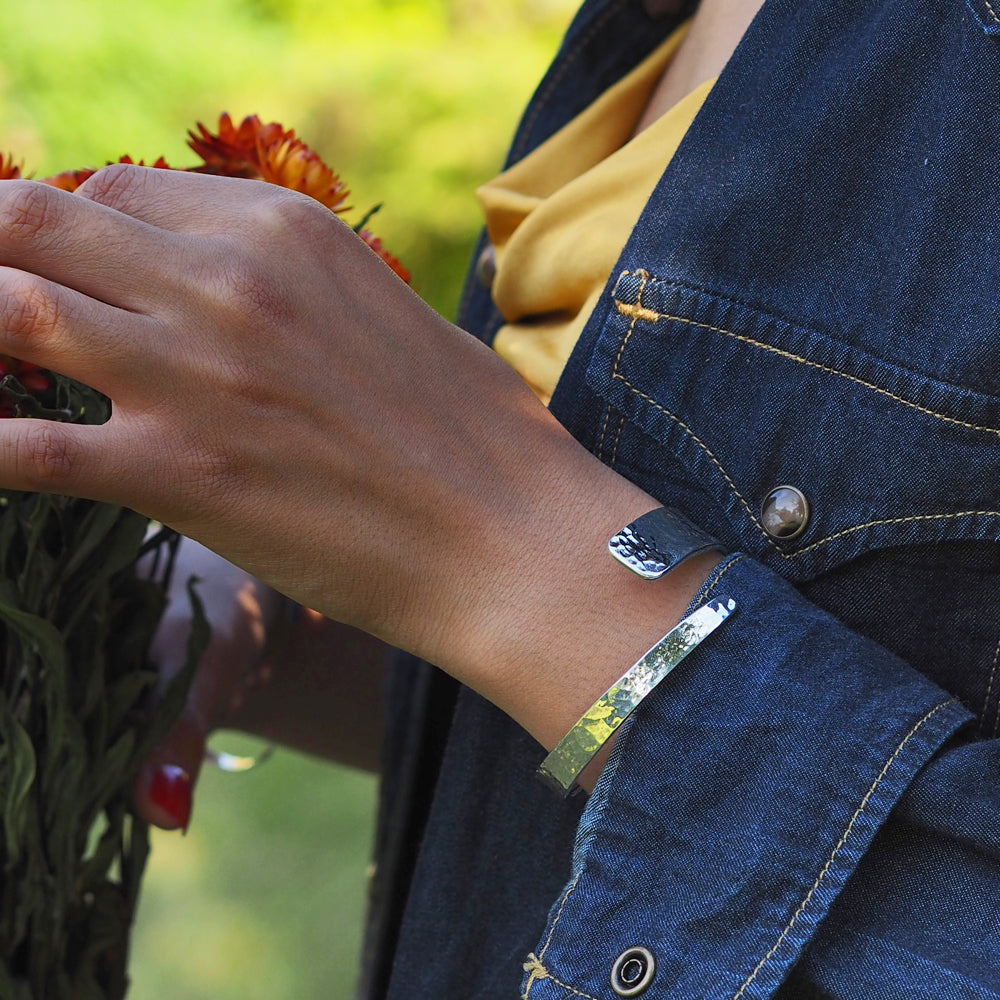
522, 553, 971, 1000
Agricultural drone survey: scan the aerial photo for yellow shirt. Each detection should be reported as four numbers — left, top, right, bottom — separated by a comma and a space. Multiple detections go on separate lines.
477, 24, 714, 403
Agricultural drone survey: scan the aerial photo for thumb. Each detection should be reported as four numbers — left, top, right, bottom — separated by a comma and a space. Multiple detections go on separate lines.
131, 708, 207, 832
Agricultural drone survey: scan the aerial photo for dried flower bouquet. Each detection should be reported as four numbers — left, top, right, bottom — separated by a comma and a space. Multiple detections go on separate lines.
0, 115, 406, 998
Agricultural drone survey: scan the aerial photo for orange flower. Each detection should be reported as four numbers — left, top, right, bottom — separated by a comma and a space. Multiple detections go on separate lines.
256, 136, 350, 212
0, 154, 21, 180
358, 229, 411, 284
189, 113, 350, 213
0, 113, 407, 284
38, 167, 95, 192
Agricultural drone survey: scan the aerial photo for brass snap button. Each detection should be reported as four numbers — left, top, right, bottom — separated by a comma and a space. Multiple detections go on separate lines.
761, 485, 810, 540
611, 946, 656, 997
475, 243, 497, 290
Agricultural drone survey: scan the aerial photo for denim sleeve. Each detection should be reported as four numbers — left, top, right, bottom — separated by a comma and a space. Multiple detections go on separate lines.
519, 553, 978, 1000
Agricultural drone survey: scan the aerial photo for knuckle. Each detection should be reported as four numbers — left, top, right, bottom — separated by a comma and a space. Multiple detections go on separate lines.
0, 182, 62, 247
162, 432, 244, 523
1, 275, 60, 348
76, 162, 145, 209
18, 424, 79, 490
208, 243, 295, 330
254, 188, 336, 245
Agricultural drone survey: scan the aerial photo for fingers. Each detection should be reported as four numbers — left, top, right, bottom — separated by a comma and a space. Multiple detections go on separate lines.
75, 162, 281, 236
0, 417, 118, 499
0, 167, 341, 397
73, 163, 350, 267
131, 711, 206, 832
0, 179, 179, 312
0, 266, 154, 394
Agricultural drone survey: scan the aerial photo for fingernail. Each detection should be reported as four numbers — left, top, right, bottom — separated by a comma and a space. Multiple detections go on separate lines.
148, 764, 192, 832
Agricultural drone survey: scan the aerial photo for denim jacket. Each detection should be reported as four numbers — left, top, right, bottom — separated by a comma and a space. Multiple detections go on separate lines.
361, 0, 1000, 997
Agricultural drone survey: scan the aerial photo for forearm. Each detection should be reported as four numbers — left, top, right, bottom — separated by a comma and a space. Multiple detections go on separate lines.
0, 170, 715, 782
153, 537, 385, 773
226, 609, 386, 773
370, 369, 720, 773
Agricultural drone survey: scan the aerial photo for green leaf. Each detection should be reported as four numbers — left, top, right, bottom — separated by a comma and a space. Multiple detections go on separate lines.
121, 813, 150, 915
78, 813, 123, 893
0, 696, 36, 864
41, 714, 86, 841
104, 670, 157, 737
135, 575, 208, 757
0, 597, 68, 675
86, 512, 149, 581
85, 731, 134, 818
60, 503, 126, 578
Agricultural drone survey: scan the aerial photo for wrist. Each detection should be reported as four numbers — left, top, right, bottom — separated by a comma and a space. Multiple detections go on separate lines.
422, 428, 720, 755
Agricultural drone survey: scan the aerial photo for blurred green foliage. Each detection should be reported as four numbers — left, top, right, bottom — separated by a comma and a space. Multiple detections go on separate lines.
0, 0, 576, 317
0, 0, 576, 996
130, 741, 380, 999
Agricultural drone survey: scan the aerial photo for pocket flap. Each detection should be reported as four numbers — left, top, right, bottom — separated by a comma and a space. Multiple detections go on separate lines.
586, 271, 1000, 581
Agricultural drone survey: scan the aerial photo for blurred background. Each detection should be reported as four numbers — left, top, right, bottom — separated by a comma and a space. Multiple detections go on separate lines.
0, 0, 578, 995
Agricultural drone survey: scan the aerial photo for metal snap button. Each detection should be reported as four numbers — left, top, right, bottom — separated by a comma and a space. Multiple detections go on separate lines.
475, 243, 497, 290
611, 946, 656, 997
761, 485, 810, 540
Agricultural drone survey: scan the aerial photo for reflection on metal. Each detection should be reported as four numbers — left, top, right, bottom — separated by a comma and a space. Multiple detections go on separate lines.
536, 597, 736, 795
761, 485, 810, 540
204, 743, 276, 773
609, 506, 722, 580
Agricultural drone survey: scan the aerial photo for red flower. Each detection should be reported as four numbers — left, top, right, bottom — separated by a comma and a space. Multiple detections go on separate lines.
188, 112, 291, 178
39, 156, 171, 193
116, 154, 172, 170
0, 357, 53, 418
0, 154, 22, 181
38, 167, 95, 192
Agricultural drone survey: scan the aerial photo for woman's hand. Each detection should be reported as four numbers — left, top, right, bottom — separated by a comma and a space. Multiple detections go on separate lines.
132, 538, 280, 831
0, 165, 714, 761
0, 166, 537, 651
133, 538, 386, 831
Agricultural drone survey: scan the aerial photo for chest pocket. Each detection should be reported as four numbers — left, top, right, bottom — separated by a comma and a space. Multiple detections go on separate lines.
585, 270, 1000, 584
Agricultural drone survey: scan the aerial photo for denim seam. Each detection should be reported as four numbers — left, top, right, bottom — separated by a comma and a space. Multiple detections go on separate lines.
597, 405, 615, 462
615, 272, 871, 355
610, 414, 625, 468
698, 551, 746, 600
611, 369, 1000, 557
615, 266, 1000, 400
522, 956, 600, 1000
613, 299, 1000, 437
614, 374, 779, 544
524, 874, 599, 1000
791, 510, 1000, 556
511, 0, 629, 163
730, 697, 959, 1000
982, 633, 1000, 737
611, 269, 648, 373
608, 289, 1000, 558
983, 0, 1000, 25
608, 272, 787, 555
540, 872, 581, 960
